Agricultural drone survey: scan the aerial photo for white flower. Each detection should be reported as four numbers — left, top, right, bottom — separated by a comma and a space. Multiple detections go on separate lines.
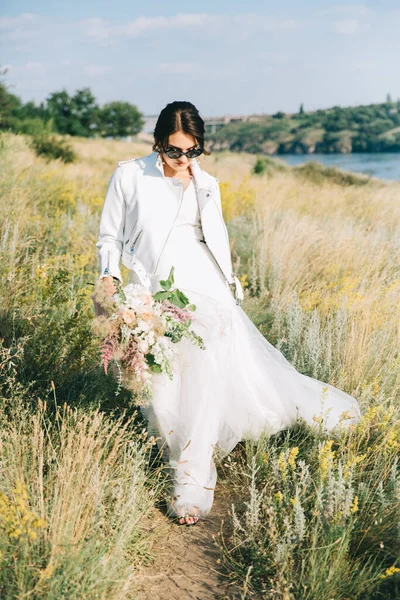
136, 318, 152, 333
145, 330, 156, 347
137, 338, 150, 354
123, 283, 154, 310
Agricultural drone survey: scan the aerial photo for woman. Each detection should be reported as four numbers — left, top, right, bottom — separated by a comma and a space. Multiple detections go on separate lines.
95, 101, 361, 526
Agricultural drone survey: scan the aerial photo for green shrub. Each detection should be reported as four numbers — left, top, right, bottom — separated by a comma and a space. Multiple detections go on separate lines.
293, 161, 372, 187
13, 118, 53, 137
30, 134, 76, 163
252, 155, 288, 176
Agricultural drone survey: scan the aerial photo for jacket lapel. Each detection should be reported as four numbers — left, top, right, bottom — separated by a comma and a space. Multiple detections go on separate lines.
189, 158, 214, 213
150, 151, 213, 213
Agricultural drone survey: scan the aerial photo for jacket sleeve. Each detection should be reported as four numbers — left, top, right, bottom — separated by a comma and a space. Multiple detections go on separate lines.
95, 165, 126, 282
211, 176, 244, 305
211, 176, 224, 217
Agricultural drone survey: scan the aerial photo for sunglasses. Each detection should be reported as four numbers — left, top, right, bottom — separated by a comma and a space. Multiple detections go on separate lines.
164, 145, 203, 159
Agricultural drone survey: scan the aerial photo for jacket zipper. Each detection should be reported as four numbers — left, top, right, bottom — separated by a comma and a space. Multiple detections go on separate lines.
200, 188, 234, 286
211, 188, 231, 250
103, 249, 111, 275
201, 222, 233, 287
129, 228, 144, 254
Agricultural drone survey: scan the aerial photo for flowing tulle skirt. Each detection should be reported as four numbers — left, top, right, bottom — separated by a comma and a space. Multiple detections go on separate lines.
130, 227, 361, 518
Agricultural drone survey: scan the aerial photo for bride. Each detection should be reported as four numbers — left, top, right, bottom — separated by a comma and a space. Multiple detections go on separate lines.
95, 100, 361, 526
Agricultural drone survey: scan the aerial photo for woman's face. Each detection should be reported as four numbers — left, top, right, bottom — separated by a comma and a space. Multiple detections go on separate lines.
161, 131, 198, 173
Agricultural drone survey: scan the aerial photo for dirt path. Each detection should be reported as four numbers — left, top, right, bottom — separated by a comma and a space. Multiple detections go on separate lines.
129, 479, 244, 600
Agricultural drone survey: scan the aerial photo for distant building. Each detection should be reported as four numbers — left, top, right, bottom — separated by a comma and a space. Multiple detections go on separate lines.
143, 113, 269, 135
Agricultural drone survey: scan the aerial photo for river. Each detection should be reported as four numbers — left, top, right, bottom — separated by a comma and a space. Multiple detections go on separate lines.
276, 153, 400, 182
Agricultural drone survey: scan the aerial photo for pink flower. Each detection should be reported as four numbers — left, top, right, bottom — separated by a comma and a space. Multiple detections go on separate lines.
101, 337, 115, 374
122, 309, 137, 326
162, 300, 191, 323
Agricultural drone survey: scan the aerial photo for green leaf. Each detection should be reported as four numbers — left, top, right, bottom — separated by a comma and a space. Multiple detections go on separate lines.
168, 266, 175, 285
159, 279, 172, 290
170, 289, 186, 308
177, 290, 190, 305
187, 303, 196, 311
145, 353, 162, 373
166, 332, 180, 343
153, 290, 171, 301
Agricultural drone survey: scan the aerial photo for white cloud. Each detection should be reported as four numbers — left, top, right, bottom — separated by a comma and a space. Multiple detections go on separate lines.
4, 61, 47, 77
1, 11, 307, 55
349, 59, 377, 72
318, 5, 374, 18
332, 19, 369, 34
80, 13, 213, 42
236, 14, 303, 32
24, 61, 45, 69
0, 13, 41, 29
84, 65, 112, 77
0, 13, 45, 42
79, 17, 110, 42
80, 12, 306, 43
158, 62, 203, 74
122, 13, 211, 36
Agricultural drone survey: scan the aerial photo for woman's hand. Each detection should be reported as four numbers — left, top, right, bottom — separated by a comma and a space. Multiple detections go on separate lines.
101, 276, 118, 297
91, 276, 119, 317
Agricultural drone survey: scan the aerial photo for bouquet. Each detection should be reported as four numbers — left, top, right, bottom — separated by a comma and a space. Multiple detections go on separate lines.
91, 267, 205, 405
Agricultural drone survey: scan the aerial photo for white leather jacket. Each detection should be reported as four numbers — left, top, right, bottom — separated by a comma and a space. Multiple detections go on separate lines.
95, 150, 244, 304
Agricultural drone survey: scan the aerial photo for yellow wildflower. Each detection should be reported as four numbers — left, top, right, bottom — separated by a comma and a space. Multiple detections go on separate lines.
350, 496, 359, 514
344, 453, 367, 479
385, 429, 399, 451
278, 451, 288, 480
288, 447, 299, 470
239, 273, 249, 289
318, 440, 335, 481
312, 415, 324, 424
338, 410, 352, 423
0, 480, 47, 542
38, 563, 55, 581
379, 566, 400, 579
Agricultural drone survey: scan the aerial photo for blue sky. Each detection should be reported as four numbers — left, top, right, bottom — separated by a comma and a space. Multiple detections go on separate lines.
1, 1, 399, 119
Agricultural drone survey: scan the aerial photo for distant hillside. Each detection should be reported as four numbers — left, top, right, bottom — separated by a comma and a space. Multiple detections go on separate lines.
207, 101, 400, 155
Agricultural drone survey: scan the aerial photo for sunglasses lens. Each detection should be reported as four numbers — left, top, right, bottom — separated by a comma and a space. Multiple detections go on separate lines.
187, 149, 203, 158
165, 149, 182, 158
164, 147, 203, 159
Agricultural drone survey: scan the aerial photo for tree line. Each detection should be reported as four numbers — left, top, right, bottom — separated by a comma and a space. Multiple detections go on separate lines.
0, 69, 145, 139
207, 98, 400, 155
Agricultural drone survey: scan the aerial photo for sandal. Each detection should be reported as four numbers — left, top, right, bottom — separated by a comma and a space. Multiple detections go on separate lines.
176, 512, 201, 526
185, 512, 200, 526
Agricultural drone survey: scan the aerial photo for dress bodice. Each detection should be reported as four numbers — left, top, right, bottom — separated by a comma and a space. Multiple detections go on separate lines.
149, 175, 231, 298
166, 178, 203, 240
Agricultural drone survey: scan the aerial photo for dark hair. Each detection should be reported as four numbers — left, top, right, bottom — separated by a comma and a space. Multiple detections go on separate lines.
152, 101, 211, 156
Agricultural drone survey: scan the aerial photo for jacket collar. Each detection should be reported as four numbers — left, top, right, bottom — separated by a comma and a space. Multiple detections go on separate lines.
151, 150, 210, 191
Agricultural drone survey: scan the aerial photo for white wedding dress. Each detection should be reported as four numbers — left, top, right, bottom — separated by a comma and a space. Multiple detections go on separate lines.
131, 176, 361, 519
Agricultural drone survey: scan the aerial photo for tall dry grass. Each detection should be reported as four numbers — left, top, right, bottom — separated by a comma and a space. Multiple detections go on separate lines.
1, 132, 399, 598
221, 167, 400, 403
0, 132, 166, 598
0, 339, 164, 599
214, 159, 400, 599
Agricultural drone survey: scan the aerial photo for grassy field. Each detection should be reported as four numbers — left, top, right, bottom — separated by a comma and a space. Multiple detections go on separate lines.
0, 132, 399, 598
